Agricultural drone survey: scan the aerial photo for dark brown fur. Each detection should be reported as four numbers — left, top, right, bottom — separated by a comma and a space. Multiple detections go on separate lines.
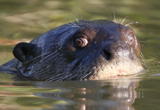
0, 20, 144, 81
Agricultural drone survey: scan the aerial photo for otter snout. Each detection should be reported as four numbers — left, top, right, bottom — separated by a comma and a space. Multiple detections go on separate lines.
102, 48, 112, 60
101, 41, 134, 62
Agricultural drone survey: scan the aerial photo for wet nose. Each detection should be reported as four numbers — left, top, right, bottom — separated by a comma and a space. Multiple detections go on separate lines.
102, 48, 112, 60
112, 44, 130, 58
101, 42, 131, 60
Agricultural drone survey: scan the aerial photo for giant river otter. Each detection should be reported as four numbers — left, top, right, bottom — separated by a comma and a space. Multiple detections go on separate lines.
0, 20, 144, 81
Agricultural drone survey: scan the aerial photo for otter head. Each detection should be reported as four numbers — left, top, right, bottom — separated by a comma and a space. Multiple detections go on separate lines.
13, 20, 144, 81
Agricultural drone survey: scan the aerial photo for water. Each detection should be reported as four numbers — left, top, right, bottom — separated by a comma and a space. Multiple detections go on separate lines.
0, 0, 160, 109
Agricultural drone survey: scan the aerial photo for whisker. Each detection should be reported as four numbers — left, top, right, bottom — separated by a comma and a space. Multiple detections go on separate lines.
30, 52, 61, 79
48, 73, 65, 81
113, 7, 116, 22
23, 48, 59, 65
23, 50, 53, 64
77, 9, 83, 20
125, 21, 145, 26
23, 44, 62, 64
80, 66, 96, 81
61, 73, 73, 80
121, 16, 128, 25
41, 51, 59, 61
71, 11, 79, 23
140, 52, 146, 66
125, 21, 137, 26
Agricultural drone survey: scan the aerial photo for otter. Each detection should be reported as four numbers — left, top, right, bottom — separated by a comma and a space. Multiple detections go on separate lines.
0, 20, 144, 81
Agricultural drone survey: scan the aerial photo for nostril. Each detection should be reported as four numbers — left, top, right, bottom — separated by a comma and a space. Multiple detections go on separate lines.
102, 49, 112, 60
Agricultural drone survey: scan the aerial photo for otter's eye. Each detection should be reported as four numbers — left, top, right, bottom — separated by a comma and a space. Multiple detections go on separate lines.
127, 33, 135, 46
75, 37, 88, 47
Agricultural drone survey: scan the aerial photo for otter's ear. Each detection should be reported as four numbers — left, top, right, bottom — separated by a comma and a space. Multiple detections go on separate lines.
13, 42, 37, 63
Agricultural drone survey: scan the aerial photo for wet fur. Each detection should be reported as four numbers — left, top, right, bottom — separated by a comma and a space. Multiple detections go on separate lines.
0, 20, 144, 81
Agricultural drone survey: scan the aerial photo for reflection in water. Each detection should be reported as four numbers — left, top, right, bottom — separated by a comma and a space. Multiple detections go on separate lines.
33, 78, 140, 110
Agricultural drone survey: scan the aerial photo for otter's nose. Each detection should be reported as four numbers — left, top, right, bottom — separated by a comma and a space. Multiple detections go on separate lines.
101, 41, 132, 61
102, 49, 112, 60
112, 44, 130, 58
